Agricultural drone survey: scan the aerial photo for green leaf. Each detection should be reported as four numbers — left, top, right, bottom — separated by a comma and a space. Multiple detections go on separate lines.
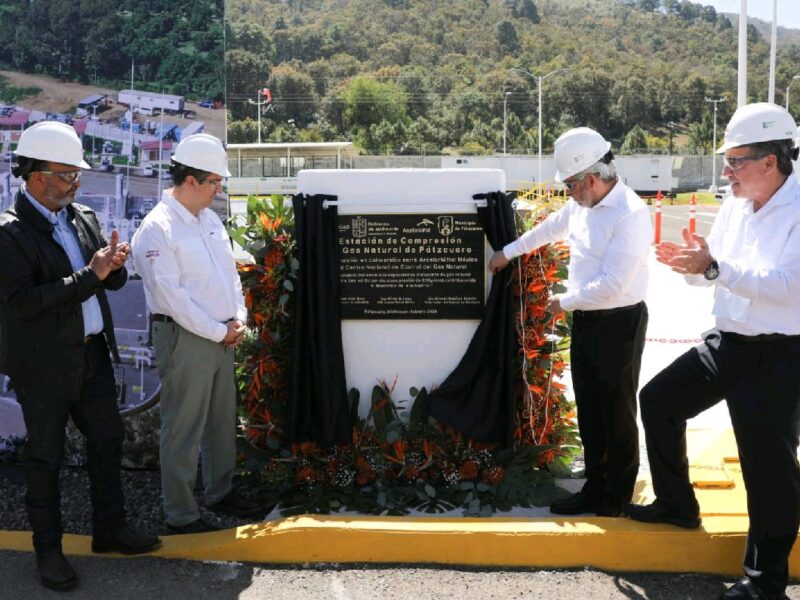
424, 484, 437, 498
283, 279, 294, 291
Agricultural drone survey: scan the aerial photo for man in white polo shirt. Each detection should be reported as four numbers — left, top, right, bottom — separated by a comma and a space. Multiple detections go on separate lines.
489, 127, 652, 518
132, 134, 262, 533
628, 103, 800, 600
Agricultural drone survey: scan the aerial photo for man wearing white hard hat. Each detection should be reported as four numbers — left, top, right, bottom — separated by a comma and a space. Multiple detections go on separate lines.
0, 121, 160, 592
628, 103, 800, 600
489, 127, 652, 517
132, 133, 262, 534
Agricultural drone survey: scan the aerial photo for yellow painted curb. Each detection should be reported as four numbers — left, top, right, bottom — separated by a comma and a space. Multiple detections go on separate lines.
3, 516, 800, 576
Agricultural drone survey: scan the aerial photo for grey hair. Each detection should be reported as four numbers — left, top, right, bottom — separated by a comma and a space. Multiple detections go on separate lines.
573, 159, 617, 183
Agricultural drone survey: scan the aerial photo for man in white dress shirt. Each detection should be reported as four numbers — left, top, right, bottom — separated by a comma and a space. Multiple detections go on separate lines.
132, 134, 262, 533
627, 103, 800, 600
489, 127, 652, 517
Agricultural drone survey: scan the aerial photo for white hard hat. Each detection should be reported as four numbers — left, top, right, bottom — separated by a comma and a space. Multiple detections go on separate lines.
716, 102, 798, 153
553, 127, 611, 181
172, 133, 231, 177
14, 121, 91, 169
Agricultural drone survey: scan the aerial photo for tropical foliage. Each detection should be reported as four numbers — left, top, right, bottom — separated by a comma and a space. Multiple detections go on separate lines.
229, 196, 578, 516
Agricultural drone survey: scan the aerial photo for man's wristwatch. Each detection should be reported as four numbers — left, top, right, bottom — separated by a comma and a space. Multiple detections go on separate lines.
703, 259, 720, 281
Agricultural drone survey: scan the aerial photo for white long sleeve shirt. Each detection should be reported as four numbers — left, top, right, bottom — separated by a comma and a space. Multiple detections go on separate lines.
502, 179, 651, 311
131, 190, 247, 343
686, 175, 800, 336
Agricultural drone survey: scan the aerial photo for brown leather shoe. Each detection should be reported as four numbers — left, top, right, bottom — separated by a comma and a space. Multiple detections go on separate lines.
91, 524, 161, 554
36, 551, 78, 592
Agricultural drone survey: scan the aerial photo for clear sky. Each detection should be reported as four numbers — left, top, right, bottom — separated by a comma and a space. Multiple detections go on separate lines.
702, 0, 800, 30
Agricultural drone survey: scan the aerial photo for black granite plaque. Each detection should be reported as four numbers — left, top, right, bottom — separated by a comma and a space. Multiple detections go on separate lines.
338, 213, 486, 319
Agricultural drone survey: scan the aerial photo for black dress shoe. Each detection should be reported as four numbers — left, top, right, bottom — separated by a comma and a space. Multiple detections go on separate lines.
36, 551, 78, 592
550, 491, 603, 515
208, 490, 265, 518
166, 518, 221, 535
597, 500, 625, 518
626, 500, 701, 529
721, 577, 789, 599
91, 524, 162, 554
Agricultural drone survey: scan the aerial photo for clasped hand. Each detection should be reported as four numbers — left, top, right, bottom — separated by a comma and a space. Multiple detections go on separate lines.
221, 320, 246, 348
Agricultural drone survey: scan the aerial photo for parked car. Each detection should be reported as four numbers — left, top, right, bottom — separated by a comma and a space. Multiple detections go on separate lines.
714, 184, 732, 203
98, 156, 114, 173
197, 100, 214, 109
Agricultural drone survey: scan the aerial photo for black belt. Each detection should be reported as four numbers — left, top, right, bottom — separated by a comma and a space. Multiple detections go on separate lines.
573, 301, 644, 320
84, 333, 105, 344
721, 331, 800, 344
152, 313, 174, 323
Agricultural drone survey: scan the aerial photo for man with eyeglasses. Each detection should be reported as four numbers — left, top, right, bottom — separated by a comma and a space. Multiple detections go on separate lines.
0, 121, 161, 592
627, 102, 800, 600
131, 133, 263, 534
489, 127, 652, 518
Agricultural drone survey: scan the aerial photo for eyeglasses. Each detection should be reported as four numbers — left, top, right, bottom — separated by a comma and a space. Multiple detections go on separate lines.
200, 177, 225, 188
723, 153, 765, 171
37, 170, 81, 184
564, 173, 590, 191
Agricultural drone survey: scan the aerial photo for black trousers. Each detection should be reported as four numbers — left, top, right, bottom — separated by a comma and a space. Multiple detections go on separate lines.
570, 302, 648, 506
16, 336, 126, 554
640, 330, 800, 594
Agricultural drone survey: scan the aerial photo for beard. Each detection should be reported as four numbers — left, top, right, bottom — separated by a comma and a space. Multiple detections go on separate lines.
44, 185, 77, 209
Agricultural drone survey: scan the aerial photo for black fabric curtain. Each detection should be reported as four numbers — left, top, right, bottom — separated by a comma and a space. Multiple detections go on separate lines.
426, 191, 519, 446
287, 193, 351, 446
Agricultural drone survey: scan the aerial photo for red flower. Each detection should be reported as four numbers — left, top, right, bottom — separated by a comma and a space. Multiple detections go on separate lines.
459, 460, 479, 481
484, 465, 506, 484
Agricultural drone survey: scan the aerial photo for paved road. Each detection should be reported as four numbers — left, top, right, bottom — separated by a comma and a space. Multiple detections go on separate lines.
2, 550, 799, 600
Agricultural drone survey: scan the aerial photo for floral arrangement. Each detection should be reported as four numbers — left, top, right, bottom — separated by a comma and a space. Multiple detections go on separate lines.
229, 197, 577, 516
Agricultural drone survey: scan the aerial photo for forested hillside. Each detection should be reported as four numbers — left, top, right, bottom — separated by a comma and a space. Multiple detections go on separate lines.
0, 0, 224, 100
226, 0, 800, 154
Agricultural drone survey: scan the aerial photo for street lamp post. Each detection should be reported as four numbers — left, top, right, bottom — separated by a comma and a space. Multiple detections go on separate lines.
510, 67, 571, 183
503, 91, 511, 155
705, 96, 726, 193
667, 121, 676, 156
786, 75, 800, 112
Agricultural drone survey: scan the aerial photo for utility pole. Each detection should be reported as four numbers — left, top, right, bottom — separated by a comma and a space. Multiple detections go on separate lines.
705, 97, 726, 192
738, 0, 747, 107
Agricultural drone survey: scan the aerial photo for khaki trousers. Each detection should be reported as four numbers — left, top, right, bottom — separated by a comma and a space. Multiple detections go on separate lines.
153, 321, 236, 526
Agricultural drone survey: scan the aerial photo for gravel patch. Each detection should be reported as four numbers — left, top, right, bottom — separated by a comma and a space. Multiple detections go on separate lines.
0, 465, 260, 535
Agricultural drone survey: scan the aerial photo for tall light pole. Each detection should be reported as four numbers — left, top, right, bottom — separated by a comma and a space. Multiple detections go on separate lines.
503, 91, 511, 155
705, 96, 726, 192
511, 67, 571, 183
248, 87, 272, 144
786, 75, 800, 111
